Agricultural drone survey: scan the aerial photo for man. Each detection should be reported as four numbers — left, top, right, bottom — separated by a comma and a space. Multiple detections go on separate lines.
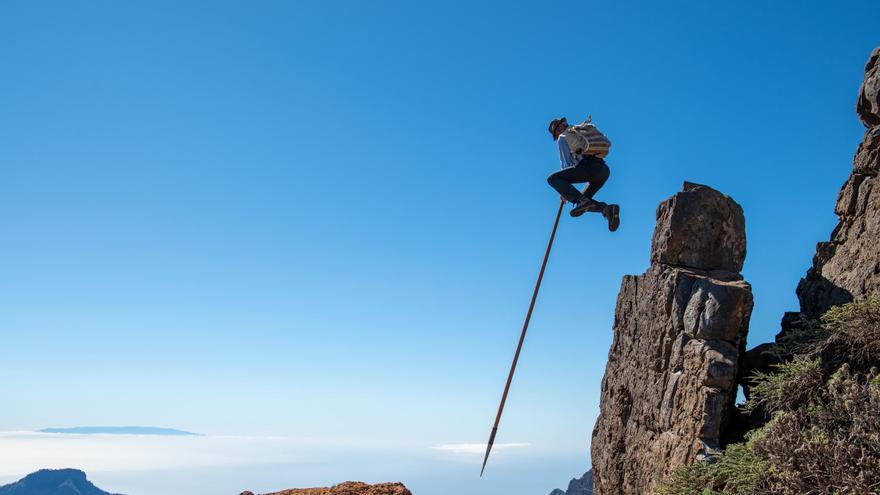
546, 117, 620, 231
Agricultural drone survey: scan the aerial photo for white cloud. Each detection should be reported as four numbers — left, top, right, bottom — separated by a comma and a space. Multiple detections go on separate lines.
430, 442, 530, 455
0, 431, 328, 477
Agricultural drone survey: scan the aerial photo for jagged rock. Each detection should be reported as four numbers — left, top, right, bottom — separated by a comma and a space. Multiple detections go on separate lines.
650, 181, 746, 272
857, 48, 880, 127
793, 49, 880, 320
563, 470, 593, 495
591, 183, 753, 495
548, 470, 593, 495
853, 127, 880, 174
734, 47, 880, 445
252, 481, 411, 495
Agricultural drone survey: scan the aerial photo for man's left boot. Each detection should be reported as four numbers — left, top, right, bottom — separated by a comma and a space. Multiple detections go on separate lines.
602, 204, 620, 231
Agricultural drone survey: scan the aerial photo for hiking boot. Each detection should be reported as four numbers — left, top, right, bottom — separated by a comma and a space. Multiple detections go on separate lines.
570, 197, 601, 217
603, 204, 620, 231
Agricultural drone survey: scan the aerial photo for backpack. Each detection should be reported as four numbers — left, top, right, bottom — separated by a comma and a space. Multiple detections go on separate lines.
562, 116, 612, 158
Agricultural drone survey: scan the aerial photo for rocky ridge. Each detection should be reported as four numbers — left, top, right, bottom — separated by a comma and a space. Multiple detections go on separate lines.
0, 469, 121, 495
795, 47, 880, 319
548, 469, 593, 495
590, 183, 753, 495
740, 47, 880, 399
239, 481, 411, 495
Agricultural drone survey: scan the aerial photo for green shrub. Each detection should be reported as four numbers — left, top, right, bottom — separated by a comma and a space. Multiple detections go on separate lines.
775, 315, 829, 358
750, 366, 880, 494
745, 356, 824, 414
818, 297, 880, 371
656, 442, 764, 495
659, 299, 880, 494
655, 460, 714, 495
660, 370, 880, 494
821, 296, 880, 329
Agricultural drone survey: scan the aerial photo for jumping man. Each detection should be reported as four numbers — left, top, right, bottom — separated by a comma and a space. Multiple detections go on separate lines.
546, 116, 620, 231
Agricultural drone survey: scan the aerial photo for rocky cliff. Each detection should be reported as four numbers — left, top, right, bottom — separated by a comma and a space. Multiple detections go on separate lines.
548, 469, 593, 495
795, 47, 880, 318
590, 183, 753, 495
654, 47, 880, 494
240, 481, 411, 495
741, 48, 880, 396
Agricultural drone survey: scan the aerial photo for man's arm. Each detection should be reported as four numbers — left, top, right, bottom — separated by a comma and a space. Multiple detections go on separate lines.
557, 136, 577, 169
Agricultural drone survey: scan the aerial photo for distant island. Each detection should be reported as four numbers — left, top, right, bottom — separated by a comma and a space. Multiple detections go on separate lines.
38, 426, 200, 436
0, 469, 122, 495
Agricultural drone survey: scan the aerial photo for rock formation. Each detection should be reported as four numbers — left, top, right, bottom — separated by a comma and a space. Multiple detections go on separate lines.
0, 469, 122, 495
857, 48, 880, 128
240, 481, 411, 495
740, 48, 880, 397
548, 469, 593, 495
795, 47, 880, 318
590, 183, 753, 495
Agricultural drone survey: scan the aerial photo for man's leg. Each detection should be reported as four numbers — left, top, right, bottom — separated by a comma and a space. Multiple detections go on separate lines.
580, 156, 610, 200
547, 167, 589, 204
578, 156, 619, 230
569, 156, 610, 215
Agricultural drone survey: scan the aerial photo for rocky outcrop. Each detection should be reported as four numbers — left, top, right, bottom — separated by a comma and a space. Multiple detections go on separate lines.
857, 48, 880, 128
591, 183, 753, 495
739, 49, 880, 395
241, 481, 411, 495
0, 469, 122, 495
794, 48, 880, 319
548, 469, 593, 495
650, 185, 746, 273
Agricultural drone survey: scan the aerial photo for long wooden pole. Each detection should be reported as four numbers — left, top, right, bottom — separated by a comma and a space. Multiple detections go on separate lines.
480, 198, 566, 477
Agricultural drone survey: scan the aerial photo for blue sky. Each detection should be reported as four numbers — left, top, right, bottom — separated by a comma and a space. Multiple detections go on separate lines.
0, 1, 877, 494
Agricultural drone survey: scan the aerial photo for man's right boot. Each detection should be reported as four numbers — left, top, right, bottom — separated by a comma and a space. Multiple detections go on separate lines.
570, 196, 602, 217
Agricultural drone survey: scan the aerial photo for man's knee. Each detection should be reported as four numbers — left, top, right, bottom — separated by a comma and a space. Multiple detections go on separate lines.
599, 162, 611, 181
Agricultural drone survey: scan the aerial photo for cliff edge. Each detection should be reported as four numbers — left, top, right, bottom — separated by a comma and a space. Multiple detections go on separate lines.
741, 48, 880, 398
796, 47, 880, 318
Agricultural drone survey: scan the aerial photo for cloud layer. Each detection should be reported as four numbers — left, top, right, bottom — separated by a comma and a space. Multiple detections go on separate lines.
431, 442, 530, 455
0, 431, 323, 477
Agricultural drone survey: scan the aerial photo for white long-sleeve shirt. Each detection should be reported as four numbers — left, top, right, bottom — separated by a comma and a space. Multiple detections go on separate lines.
557, 136, 582, 169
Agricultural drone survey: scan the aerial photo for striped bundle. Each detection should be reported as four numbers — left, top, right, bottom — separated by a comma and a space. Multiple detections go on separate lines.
563, 119, 612, 158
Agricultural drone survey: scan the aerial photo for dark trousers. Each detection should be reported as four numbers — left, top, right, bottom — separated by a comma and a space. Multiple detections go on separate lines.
547, 155, 610, 205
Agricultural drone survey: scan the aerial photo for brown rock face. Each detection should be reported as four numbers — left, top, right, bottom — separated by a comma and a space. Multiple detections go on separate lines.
735, 48, 880, 434
857, 48, 880, 127
591, 183, 753, 495
795, 48, 880, 319
651, 181, 747, 272
247, 482, 411, 495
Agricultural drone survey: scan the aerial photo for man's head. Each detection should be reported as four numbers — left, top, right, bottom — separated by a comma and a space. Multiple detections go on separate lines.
548, 117, 568, 140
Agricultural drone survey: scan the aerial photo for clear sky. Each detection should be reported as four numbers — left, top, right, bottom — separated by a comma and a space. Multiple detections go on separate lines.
1, 1, 878, 494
